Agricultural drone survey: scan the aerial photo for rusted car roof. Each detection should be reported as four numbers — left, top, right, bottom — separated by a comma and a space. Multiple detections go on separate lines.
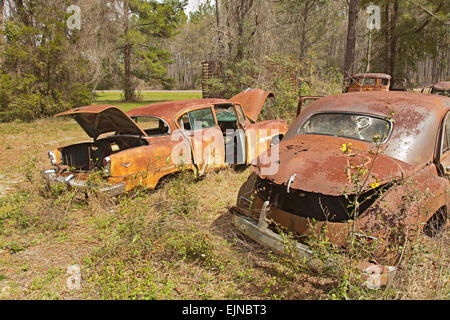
126, 99, 227, 124
126, 88, 274, 123
433, 81, 450, 91
254, 91, 449, 198
352, 73, 392, 79
284, 91, 449, 167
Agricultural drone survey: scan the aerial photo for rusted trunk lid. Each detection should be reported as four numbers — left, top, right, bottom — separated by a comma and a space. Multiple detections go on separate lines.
55, 105, 147, 139
229, 88, 274, 122
255, 134, 417, 196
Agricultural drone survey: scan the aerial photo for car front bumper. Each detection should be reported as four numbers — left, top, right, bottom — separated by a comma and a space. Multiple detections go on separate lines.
41, 169, 126, 196
231, 201, 397, 289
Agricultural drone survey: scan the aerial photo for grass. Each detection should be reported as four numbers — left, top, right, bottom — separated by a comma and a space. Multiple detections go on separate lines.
0, 91, 447, 300
94, 90, 202, 112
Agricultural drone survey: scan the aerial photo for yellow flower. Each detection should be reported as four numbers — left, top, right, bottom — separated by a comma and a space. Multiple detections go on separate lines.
340, 142, 352, 153
369, 181, 380, 189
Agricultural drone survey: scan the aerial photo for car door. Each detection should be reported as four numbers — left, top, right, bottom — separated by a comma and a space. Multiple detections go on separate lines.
177, 107, 225, 175
214, 103, 247, 165
235, 103, 283, 167
439, 112, 450, 177
234, 103, 259, 165
437, 111, 450, 213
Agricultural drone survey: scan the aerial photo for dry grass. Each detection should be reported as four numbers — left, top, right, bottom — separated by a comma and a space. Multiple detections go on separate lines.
0, 117, 448, 300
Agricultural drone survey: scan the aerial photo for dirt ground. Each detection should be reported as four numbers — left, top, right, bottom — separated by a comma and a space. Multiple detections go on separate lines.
0, 116, 448, 300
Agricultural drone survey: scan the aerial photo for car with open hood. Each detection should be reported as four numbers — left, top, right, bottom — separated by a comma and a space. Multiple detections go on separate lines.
41, 89, 287, 195
231, 91, 449, 287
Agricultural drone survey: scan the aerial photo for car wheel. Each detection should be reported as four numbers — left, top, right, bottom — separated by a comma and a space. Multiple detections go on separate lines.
423, 206, 447, 237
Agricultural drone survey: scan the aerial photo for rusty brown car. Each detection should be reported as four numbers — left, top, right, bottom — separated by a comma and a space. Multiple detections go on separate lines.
346, 73, 391, 92
231, 91, 449, 287
41, 89, 287, 194
296, 96, 323, 116
431, 81, 450, 97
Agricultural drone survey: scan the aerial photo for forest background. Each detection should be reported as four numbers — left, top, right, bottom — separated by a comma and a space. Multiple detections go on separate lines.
0, 0, 448, 121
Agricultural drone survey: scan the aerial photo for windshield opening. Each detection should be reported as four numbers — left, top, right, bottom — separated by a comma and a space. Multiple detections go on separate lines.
299, 112, 392, 143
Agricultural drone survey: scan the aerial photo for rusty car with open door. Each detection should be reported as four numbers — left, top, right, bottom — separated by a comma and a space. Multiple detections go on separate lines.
42, 89, 287, 195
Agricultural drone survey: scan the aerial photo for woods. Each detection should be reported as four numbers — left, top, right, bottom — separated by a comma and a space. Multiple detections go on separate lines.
0, 0, 448, 121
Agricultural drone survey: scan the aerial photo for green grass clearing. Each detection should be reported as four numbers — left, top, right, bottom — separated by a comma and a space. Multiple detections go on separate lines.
94, 90, 202, 112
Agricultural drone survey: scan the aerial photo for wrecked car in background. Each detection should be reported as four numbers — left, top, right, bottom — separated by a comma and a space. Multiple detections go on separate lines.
42, 89, 287, 194
296, 96, 323, 116
431, 81, 450, 97
231, 91, 449, 287
345, 73, 391, 92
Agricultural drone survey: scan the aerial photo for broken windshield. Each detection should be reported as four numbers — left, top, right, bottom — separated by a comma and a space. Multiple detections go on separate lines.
299, 113, 391, 143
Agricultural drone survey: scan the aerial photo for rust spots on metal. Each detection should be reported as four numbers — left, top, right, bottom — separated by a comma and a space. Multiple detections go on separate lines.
432, 81, 450, 91
347, 73, 392, 92
44, 88, 286, 194
233, 91, 450, 266
228, 88, 274, 122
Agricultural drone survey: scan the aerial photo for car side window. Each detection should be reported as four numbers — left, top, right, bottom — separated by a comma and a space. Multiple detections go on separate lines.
179, 108, 216, 131
443, 114, 450, 154
235, 104, 247, 125
179, 113, 191, 130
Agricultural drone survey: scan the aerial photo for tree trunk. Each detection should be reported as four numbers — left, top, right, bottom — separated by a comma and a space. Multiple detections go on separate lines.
124, 43, 133, 101
343, 0, 359, 81
384, 1, 391, 74
234, 0, 254, 61
299, 1, 311, 60
0, 0, 4, 64
389, 0, 399, 80
216, 0, 225, 59
123, 0, 134, 101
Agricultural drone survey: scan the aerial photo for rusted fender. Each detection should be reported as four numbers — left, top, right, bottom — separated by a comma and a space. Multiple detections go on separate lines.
107, 135, 193, 191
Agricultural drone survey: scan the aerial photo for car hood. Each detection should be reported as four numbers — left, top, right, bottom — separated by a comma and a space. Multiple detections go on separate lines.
229, 88, 274, 122
254, 134, 418, 196
55, 105, 147, 139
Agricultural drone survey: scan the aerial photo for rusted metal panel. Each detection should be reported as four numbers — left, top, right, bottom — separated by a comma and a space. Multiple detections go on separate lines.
431, 81, 450, 97
126, 88, 274, 126
55, 105, 148, 138
244, 120, 287, 166
352, 73, 392, 80
127, 99, 227, 128
232, 90, 449, 272
347, 73, 391, 92
255, 134, 416, 196
297, 96, 322, 116
433, 81, 450, 91
229, 89, 274, 122
285, 91, 449, 165
43, 88, 286, 194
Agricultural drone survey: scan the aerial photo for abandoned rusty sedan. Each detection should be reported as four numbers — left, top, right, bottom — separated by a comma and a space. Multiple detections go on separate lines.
431, 81, 450, 97
346, 73, 391, 92
41, 89, 287, 194
231, 91, 449, 287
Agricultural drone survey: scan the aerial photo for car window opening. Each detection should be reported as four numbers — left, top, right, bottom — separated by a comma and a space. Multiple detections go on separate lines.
299, 112, 391, 143
131, 116, 170, 136
214, 104, 247, 165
